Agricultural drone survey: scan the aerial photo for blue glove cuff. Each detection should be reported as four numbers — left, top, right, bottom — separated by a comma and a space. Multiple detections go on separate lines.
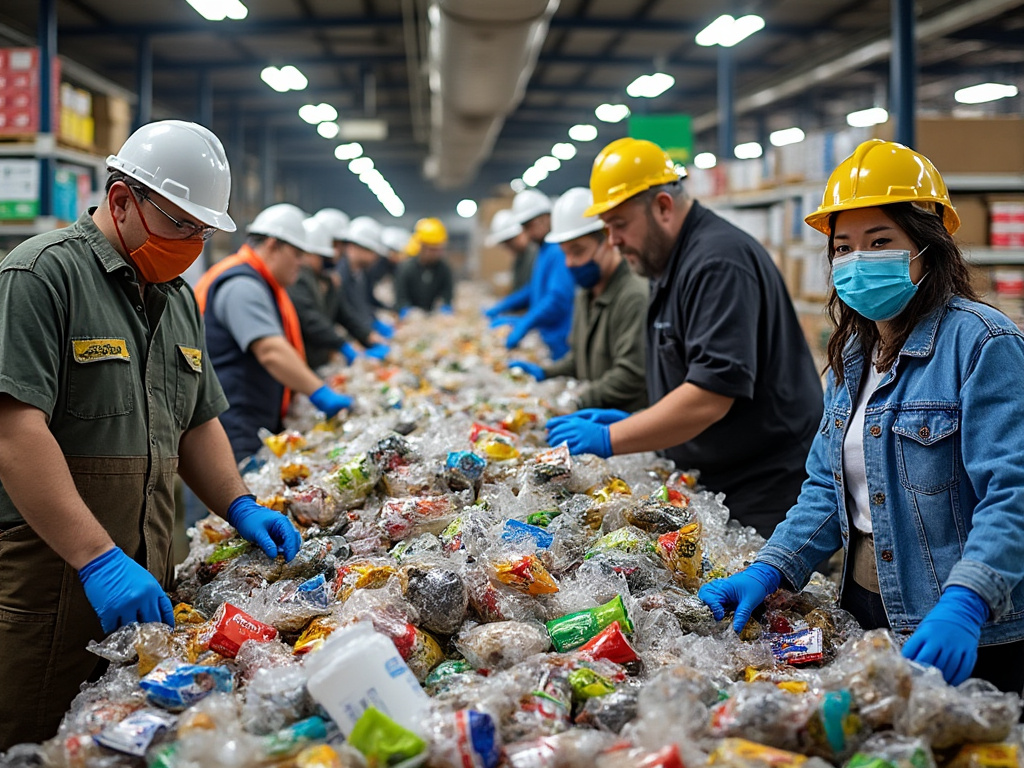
226, 493, 257, 528
78, 546, 120, 577
943, 585, 990, 624
747, 561, 784, 594
309, 385, 333, 411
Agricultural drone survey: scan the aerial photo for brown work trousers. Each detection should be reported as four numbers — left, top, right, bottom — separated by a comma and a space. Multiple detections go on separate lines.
0, 456, 176, 751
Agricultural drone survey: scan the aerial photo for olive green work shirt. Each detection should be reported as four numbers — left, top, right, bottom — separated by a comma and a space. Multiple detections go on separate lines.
542, 259, 649, 412
0, 210, 228, 525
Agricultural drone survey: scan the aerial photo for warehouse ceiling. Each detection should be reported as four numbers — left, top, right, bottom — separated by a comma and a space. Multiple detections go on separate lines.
1, 0, 1022, 224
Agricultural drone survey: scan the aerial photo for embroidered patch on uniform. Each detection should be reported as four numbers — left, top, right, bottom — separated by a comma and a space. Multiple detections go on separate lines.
72, 338, 131, 363
177, 345, 203, 373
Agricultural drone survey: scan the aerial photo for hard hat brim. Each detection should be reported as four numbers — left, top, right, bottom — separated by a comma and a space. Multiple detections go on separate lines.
804, 195, 961, 236
546, 218, 605, 244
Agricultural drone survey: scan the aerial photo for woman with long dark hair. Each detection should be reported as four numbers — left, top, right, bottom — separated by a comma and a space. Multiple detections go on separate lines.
700, 139, 1024, 692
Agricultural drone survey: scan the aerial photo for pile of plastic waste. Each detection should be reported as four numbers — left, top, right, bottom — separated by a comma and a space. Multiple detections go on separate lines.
3, 300, 1021, 768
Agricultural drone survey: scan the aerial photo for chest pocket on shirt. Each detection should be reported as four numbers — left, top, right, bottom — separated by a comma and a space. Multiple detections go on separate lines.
173, 344, 203, 428
893, 408, 960, 494
67, 338, 133, 419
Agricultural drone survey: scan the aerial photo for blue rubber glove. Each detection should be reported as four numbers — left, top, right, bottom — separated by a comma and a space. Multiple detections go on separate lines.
509, 360, 546, 380
698, 562, 784, 633
309, 385, 353, 417
484, 304, 502, 319
547, 408, 629, 430
226, 494, 302, 562
902, 586, 989, 685
79, 547, 174, 634
489, 315, 516, 330
372, 318, 394, 339
339, 342, 359, 365
364, 343, 390, 361
506, 320, 530, 350
546, 418, 612, 457
398, 306, 412, 320
439, 304, 454, 315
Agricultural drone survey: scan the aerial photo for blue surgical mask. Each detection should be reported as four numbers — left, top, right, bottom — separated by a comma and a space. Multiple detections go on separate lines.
569, 260, 602, 289
831, 246, 928, 322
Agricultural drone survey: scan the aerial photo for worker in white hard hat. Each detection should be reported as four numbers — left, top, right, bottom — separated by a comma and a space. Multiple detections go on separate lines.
195, 203, 355, 462
510, 187, 648, 412
485, 209, 535, 294
336, 216, 394, 354
486, 189, 575, 358
0, 120, 301, 747
286, 217, 362, 370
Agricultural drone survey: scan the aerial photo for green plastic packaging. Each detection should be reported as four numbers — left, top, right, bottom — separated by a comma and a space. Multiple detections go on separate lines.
347, 706, 426, 768
546, 594, 634, 652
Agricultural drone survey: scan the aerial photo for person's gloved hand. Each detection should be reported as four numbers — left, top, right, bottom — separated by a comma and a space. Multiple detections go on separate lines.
372, 319, 394, 339
438, 304, 454, 315
489, 315, 516, 330
364, 344, 390, 361
79, 546, 174, 634
698, 562, 783, 632
226, 494, 302, 562
398, 307, 412, 320
509, 360, 546, 380
339, 342, 359, 365
546, 418, 612, 457
309, 385, 353, 417
547, 408, 629, 430
902, 586, 988, 685
484, 304, 503, 319
506, 320, 531, 350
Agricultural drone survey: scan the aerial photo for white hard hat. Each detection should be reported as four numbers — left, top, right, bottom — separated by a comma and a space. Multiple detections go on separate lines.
381, 226, 411, 254
484, 209, 523, 247
246, 203, 308, 251
107, 120, 236, 232
546, 187, 605, 244
302, 217, 335, 257
510, 189, 552, 225
346, 216, 387, 256
314, 208, 350, 241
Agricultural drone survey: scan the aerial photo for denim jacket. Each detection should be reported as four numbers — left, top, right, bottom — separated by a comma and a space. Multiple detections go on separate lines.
758, 297, 1024, 645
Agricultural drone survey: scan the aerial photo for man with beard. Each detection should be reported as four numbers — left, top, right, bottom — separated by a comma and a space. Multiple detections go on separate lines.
546, 138, 822, 538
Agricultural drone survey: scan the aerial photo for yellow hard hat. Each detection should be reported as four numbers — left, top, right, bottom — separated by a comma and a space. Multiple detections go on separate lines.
406, 237, 421, 257
805, 139, 960, 235
585, 137, 684, 217
413, 217, 448, 246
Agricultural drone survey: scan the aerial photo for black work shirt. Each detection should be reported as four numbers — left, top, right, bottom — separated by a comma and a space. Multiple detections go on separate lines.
647, 201, 823, 537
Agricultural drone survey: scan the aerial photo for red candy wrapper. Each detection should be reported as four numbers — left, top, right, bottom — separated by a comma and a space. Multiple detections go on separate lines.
769, 627, 824, 666
578, 621, 639, 665
205, 603, 278, 658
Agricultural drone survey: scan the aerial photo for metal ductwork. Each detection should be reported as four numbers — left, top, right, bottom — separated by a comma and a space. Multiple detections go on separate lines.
424, 0, 558, 190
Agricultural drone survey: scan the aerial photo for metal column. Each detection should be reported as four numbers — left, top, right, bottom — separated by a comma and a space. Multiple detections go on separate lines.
135, 35, 152, 129
717, 45, 735, 160
890, 0, 916, 148
261, 123, 276, 207
197, 69, 213, 128
37, 0, 57, 219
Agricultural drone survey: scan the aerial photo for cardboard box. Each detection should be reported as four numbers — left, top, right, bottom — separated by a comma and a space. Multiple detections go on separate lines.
875, 117, 1024, 174
93, 93, 131, 155
950, 194, 989, 246
0, 48, 59, 135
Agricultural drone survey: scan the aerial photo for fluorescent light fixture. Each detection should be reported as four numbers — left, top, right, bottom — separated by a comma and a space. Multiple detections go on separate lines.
696, 14, 764, 47
846, 106, 888, 127
769, 127, 805, 147
734, 141, 763, 159
626, 72, 675, 99
185, 0, 248, 21
595, 103, 630, 123
334, 142, 363, 161
316, 122, 339, 139
954, 82, 1019, 104
338, 118, 388, 141
348, 157, 374, 174
522, 167, 548, 187
299, 103, 338, 124
260, 65, 307, 92
568, 124, 598, 142
551, 142, 577, 160
694, 152, 717, 169
359, 169, 384, 186
382, 196, 405, 218
510, 178, 527, 193
457, 199, 478, 218
535, 156, 561, 173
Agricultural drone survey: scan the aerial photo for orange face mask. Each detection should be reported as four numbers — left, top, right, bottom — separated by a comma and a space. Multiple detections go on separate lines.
112, 194, 205, 283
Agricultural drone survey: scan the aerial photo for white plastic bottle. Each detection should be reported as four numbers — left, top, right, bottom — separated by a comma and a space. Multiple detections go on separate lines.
304, 622, 430, 736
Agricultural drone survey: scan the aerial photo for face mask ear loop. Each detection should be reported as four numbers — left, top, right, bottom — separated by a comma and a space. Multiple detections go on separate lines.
910, 244, 929, 286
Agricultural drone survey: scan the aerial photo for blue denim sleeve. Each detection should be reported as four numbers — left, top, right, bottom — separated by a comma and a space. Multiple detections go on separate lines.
947, 332, 1024, 620
756, 378, 844, 589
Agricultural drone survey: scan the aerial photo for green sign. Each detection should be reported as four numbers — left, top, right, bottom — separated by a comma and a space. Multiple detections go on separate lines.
628, 114, 693, 163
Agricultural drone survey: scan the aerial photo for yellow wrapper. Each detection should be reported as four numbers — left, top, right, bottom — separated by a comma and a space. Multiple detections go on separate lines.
656, 521, 703, 590
293, 745, 344, 768
263, 430, 307, 457
495, 554, 559, 595
588, 477, 631, 503
294, 616, 339, 655
338, 562, 398, 601
710, 738, 808, 767
475, 436, 520, 460
281, 463, 311, 485
173, 603, 206, 626
949, 744, 1020, 768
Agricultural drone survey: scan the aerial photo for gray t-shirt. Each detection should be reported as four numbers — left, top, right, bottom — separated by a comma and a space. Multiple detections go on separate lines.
211, 275, 284, 351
